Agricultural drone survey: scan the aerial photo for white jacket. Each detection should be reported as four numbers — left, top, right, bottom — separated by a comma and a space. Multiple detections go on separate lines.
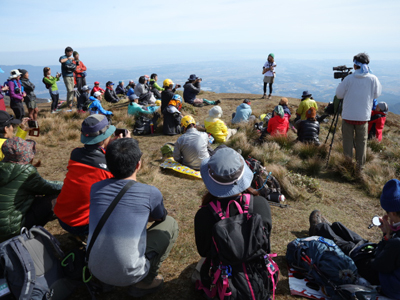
336, 70, 382, 121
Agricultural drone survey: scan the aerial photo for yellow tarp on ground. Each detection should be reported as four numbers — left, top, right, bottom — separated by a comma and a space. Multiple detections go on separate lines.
160, 157, 202, 179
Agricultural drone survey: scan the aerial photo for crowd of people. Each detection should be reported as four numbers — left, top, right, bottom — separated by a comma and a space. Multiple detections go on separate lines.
0, 50, 398, 299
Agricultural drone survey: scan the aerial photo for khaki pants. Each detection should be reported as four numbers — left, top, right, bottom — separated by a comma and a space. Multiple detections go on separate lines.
63, 76, 75, 107
141, 216, 179, 284
342, 120, 368, 167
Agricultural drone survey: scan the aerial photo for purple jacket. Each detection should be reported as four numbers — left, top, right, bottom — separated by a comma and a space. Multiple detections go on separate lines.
7, 80, 23, 102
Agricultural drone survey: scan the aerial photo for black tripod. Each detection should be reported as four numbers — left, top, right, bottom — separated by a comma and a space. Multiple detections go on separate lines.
325, 97, 343, 167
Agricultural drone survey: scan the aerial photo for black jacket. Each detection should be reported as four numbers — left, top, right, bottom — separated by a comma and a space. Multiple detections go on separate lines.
162, 106, 182, 135
104, 88, 119, 103
183, 81, 201, 104
297, 119, 320, 145
115, 85, 125, 95
20, 78, 36, 103
161, 89, 176, 113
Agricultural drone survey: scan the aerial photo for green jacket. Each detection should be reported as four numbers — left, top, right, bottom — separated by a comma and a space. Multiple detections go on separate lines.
150, 79, 164, 91
0, 162, 63, 242
43, 76, 60, 92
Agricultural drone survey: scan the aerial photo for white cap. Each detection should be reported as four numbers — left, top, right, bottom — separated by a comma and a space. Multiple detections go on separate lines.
93, 91, 102, 97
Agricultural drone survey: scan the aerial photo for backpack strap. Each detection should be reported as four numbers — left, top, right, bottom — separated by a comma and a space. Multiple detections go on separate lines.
209, 201, 225, 220
225, 200, 244, 218
265, 253, 279, 300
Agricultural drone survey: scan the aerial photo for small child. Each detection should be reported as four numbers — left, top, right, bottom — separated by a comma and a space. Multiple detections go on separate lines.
368, 102, 388, 142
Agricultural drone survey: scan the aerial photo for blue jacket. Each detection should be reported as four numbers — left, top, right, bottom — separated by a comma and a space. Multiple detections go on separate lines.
88, 96, 112, 115
232, 103, 252, 124
127, 88, 135, 97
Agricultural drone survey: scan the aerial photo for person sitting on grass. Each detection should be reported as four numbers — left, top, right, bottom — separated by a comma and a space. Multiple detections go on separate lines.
272, 97, 291, 121
91, 81, 105, 96
54, 115, 123, 237
87, 138, 178, 297
295, 91, 318, 125
0, 111, 31, 161
183, 74, 220, 107
149, 73, 164, 100
162, 94, 182, 136
89, 91, 113, 116
104, 81, 120, 103
0, 137, 62, 242
125, 80, 136, 94
368, 102, 388, 142
77, 85, 90, 113
173, 115, 210, 170
308, 179, 400, 299
115, 81, 126, 95
232, 99, 255, 124
205, 106, 237, 143
297, 107, 320, 145
266, 105, 289, 137
161, 79, 181, 113
128, 94, 153, 118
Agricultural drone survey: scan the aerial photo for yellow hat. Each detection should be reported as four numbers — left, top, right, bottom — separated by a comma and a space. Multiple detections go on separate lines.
181, 115, 196, 128
155, 100, 161, 106
260, 114, 267, 121
163, 79, 174, 87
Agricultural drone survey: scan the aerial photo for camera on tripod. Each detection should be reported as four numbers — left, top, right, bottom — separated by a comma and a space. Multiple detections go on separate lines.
333, 65, 353, 80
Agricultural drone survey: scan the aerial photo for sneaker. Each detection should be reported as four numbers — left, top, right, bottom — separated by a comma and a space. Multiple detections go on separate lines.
309, 210, 331, 236
261, 94, 266, 99
268, 95, 272, 99
128, 275, 164, 297
215, 100, 221, 105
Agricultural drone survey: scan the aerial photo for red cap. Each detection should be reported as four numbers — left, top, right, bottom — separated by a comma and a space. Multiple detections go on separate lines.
94, 81, 100, 85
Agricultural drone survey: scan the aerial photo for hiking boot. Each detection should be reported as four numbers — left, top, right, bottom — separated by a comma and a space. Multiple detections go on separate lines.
261, 94, 266, 99
268, 94, 272, 99
309, 210, 331, 236
128, 275, 164, 297
215, 100, 221, 105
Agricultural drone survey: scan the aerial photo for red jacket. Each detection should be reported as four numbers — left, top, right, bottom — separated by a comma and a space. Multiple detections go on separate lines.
73, 60, 87, 85
90, 86, 105, 96
368, 110, 386, 142
267, 115, 289, 136
54, 146, 113, 227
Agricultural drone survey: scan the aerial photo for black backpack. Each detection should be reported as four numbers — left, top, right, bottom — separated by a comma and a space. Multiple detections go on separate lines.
196, 194, 279, 300
245, 157, 284, 203
133, 116, 152, 135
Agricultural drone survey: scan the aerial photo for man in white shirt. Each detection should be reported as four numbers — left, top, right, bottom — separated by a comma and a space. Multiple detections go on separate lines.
336, 53, 382, 168
262, 53, 276, 99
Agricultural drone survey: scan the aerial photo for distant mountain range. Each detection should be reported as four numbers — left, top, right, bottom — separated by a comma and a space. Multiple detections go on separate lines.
1, 59, 399, 114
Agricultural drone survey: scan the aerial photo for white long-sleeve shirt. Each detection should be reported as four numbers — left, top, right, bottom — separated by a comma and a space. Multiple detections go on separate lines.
336, 70, 382, 121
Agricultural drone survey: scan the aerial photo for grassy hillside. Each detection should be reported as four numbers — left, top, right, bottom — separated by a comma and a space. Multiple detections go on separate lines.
5, 91, 400, 299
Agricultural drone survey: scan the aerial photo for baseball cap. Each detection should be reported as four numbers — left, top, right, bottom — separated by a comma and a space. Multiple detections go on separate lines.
93, 91, 102, 98
106, 81, 114, 86
0, 111, 21, 127
94, 81, 100, 85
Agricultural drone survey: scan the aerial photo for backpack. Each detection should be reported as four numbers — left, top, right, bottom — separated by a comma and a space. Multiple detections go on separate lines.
0, 226, 77, 300
286, 236, 358, 299
82, 98, 92, 112
133, 116, 152, 135
196, 194, 279, 300
245, 157, 284, 203
42, 78, 52, 89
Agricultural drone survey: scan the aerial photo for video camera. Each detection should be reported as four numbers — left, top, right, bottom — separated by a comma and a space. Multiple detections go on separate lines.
333, 65, 353, 80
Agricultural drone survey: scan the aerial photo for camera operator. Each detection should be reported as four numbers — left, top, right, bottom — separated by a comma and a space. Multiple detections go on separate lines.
183, 74, 220, 107
336, 53, 382, 169
59, 46, 75, 110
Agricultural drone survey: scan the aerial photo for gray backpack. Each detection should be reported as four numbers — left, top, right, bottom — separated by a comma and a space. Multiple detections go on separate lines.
0, 226, 76, 300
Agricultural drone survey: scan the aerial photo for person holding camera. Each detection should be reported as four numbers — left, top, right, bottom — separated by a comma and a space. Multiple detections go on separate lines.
262, 53, 276, 99
160, 79, 181, 113
72, 51, 87, 94
59, 46, 75, 110
7, 69, 26, 120
183, 74, 220, 107
308, 179, 400, 299
19, 69, 38, 121
43, 67, 62, 113
336, 53, 382, 168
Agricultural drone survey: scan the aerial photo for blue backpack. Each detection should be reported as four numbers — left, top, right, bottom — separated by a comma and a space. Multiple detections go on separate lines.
286, 236, 358, 299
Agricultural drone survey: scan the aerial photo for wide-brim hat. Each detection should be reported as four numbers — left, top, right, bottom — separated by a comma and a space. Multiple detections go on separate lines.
0, 111, 21, 127
200, 148, 253, 198
9, 69, 22, 79
188, 74, 198, 81
301, 91, 312, 98
80, 115, 116, 145
2, 137, 36, 165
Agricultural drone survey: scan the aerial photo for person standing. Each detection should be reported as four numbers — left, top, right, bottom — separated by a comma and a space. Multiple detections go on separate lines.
336, 53, 382, 168
43, 67, 62, 113
262, 53, 276, 99
72, 51, 87, 94
59, 46, 75, 110
19, 69, 38, 121
7, 69, 25, 120
0, 67, 9, 111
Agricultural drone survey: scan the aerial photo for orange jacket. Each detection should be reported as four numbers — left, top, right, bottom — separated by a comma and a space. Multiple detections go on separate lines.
73, 60, 87, 85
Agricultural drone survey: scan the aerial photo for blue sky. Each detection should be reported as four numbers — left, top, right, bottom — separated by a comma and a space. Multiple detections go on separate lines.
0, 0, 399, 68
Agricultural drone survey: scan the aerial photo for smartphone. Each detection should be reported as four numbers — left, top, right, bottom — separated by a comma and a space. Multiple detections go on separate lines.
28, 120, 39, 128
115, 128, 128, 137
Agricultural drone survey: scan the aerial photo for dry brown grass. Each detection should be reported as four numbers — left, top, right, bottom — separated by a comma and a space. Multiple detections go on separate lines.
5, 92, 400, 300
